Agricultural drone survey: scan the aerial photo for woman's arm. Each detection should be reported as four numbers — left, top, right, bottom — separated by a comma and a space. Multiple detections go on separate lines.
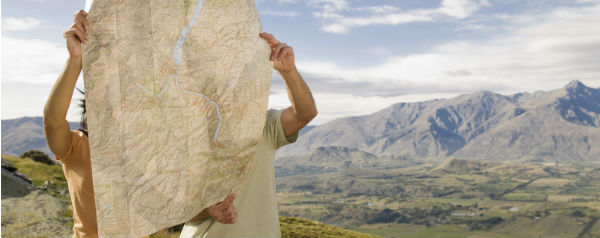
44, 10, 89, 157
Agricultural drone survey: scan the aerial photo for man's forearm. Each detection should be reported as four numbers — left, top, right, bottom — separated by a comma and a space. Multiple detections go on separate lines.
280, 69, 317, 122
44, 57, 82, 126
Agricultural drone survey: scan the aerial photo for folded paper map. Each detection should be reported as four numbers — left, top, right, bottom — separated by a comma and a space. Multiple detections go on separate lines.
82, 0, 272, 236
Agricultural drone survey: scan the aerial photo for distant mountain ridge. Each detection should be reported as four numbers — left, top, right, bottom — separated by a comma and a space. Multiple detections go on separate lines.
279, 80, 600, 162
1, 117, 80, 157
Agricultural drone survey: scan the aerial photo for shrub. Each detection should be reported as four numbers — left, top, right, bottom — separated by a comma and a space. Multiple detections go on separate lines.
368, 208, 401, 223
21, 150, 54, 165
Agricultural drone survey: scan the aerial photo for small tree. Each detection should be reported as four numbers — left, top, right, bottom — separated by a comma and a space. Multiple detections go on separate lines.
21, 150, 54, 165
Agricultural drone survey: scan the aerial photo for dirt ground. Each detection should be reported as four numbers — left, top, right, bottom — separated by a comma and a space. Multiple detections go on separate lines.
2, 165, 72, 238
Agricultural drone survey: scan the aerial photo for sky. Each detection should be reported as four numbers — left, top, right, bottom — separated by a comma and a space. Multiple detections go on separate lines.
2, 0, 600, 125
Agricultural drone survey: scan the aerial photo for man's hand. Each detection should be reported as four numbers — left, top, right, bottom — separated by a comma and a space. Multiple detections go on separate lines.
259, 32, 296, 74
207, 194, 238, 224
63, 10, 89, 60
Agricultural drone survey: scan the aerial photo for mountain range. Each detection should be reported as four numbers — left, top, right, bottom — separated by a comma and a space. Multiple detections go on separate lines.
2, 81, 599, 163
278, 80, 600, 162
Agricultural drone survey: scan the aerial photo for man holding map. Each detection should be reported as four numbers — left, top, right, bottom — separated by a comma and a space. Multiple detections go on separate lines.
178, 32, 318, 237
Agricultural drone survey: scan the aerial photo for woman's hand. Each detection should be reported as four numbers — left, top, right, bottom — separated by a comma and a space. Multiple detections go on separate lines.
63, 10, 89, 60
259, 32, 297, 74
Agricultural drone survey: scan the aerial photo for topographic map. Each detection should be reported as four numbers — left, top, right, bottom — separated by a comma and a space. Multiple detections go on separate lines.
82, 0, 272, 237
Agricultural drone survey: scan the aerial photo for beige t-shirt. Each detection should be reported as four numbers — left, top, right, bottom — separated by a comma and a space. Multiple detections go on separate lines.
179, 109, 298, 238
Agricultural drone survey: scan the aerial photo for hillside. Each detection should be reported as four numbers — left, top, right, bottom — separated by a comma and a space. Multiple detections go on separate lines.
279, 80, 600, 162
277, 146, 378, 167
280, 216, 380, 238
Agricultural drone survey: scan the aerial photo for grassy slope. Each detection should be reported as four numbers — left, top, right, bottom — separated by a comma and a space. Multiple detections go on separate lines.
2, 154, 67, 189
280, 216, 380, 238
150, 216, 381, 238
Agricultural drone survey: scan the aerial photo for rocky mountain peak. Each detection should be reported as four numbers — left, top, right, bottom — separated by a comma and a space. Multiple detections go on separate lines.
563, 80, 598, 97
553, 80, 600, 127
564, 80, 586, 90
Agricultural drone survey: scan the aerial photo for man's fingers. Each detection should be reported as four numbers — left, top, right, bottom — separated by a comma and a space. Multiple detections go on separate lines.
227, 210, 238, 224
74, 10, 89, 29
74, 10, 87, 16
220, 210, 237, 224
271, 44, 286, 61
259, 32, 279, 45
73, 23, 88, 41
211, 199, 238, 224
81, 15, 90, 30
222, 194, 236, 206
63, 28, 76, 38
73, 27, 86, 43
222, 210, 232, 217
278, 47, 293, 61
65, 26, 85, 43
232, 211, 238, 223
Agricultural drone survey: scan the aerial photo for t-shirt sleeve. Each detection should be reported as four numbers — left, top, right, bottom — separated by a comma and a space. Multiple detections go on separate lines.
264, 109, 298, 149
54, 130, 81, 163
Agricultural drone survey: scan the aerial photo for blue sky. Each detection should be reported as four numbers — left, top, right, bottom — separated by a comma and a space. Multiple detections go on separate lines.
2, 0, 600, 124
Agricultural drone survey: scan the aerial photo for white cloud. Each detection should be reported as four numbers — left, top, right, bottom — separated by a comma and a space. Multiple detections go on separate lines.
261, 10, 300, 17
294, 3, 600, 123
2, 36, 68, 84
2, 17, 41, 31
2, 81, 84, 122
438, 0, 491, 19
310, 0, 348, 12
1, 36, 85, 121
355, 5, 400, 14
318, 10, 434, 34
310, 0, 490, 34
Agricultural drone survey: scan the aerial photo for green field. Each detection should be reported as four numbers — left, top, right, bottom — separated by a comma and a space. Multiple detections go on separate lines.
352, 223, 533, 238
276, 158, 600, 238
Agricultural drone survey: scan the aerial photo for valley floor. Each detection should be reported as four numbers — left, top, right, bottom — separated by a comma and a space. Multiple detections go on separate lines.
276, 158, 600, 238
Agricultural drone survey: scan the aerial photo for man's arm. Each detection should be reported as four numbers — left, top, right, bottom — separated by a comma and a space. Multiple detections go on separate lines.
44, 10, 89, 157
259, 33, 317, 137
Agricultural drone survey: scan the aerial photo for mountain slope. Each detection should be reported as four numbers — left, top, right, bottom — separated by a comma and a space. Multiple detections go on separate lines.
280, 80, 600, 162
453, 81, 600, 161
1, 117, 80, 157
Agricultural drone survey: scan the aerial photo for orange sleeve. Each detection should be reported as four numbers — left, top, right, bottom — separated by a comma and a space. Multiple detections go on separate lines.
54, 130, 80, 163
